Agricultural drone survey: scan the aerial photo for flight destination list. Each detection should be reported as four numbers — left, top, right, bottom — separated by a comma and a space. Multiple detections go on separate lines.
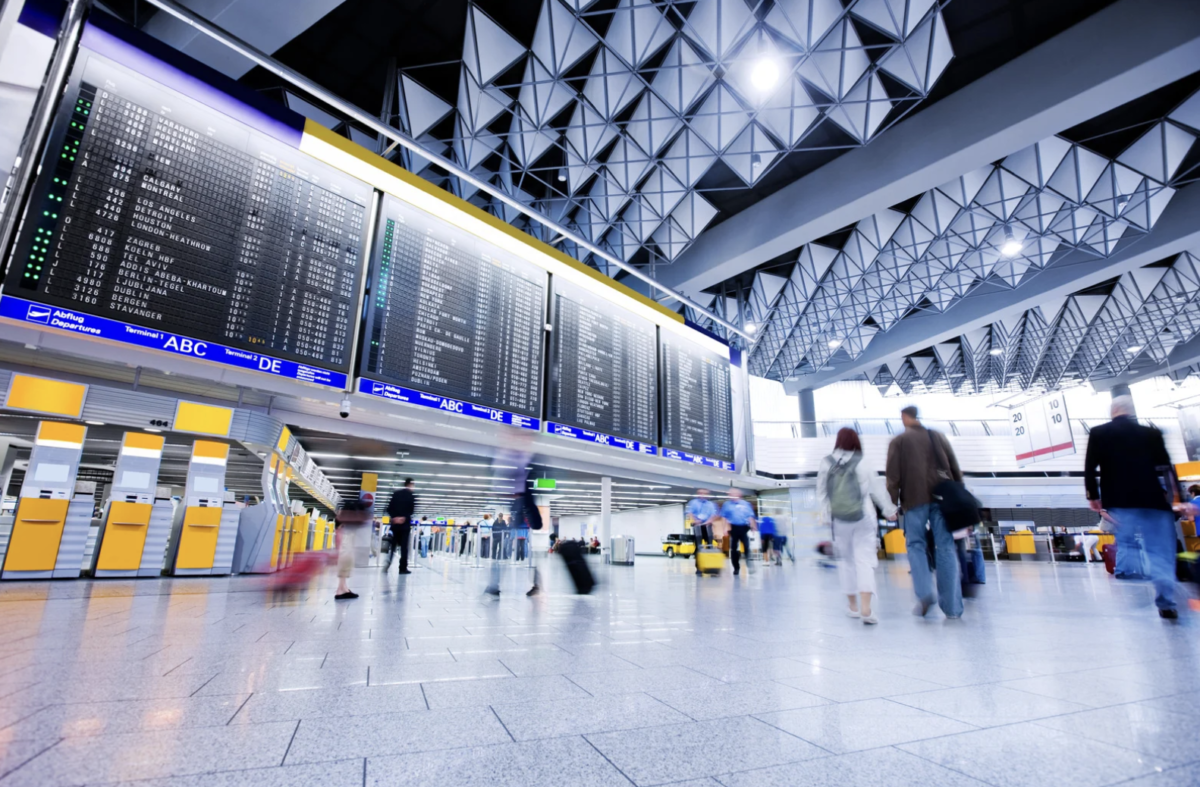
548, 277, 656, 444
661, 333, 734, 462
362, 194, 545, 418
4, 51, 372, 373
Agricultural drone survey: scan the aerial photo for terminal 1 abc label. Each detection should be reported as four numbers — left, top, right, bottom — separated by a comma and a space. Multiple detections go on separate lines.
0, 296, 346, 388
358, 378, 539, 430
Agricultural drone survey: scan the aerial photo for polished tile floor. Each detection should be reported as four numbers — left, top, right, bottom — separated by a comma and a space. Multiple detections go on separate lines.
0, 550, 1196, 787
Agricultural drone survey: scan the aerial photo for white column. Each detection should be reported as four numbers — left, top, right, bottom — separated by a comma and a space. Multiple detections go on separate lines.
600, 476, 612, 559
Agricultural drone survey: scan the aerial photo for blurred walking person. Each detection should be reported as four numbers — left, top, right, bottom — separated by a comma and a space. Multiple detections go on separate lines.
721, 489, 757, 576
1084, 395, 1179, 620
334, 493, 374, 600
686, 489, 717, 576
886, 406, 964, 619
819, 428, 897, 623
384, 478, 415, 575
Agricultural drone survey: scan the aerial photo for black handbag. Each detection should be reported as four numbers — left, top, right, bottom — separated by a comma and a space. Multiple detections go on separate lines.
928, 430, 982, 529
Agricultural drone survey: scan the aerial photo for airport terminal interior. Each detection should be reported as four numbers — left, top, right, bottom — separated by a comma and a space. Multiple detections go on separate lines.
0, 0, 1199, 785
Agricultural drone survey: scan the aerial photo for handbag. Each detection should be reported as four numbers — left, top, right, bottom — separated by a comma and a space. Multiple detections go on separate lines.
928, 430, 982, 529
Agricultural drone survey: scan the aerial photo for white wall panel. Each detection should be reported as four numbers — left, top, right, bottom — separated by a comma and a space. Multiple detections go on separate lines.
559, 504, 685, 555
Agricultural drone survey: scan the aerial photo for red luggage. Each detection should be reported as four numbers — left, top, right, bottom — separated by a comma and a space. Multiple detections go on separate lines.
1101, 543, 1116, 575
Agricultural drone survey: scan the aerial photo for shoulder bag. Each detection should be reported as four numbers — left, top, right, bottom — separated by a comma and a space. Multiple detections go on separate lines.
928, 430, 981, 529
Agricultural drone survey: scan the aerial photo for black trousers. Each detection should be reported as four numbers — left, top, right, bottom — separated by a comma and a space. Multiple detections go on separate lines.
386, 524, 411, 572
729, 525, 751, 573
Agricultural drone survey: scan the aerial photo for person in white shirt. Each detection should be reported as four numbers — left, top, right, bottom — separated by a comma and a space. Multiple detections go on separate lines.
816, 428, 898, 624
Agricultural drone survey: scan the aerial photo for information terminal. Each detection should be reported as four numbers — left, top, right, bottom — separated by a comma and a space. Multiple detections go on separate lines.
93, 431, 170, 577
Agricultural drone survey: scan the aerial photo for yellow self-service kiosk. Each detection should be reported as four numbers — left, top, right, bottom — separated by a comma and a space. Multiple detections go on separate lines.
167, 440, 240, 575
1, 421, 92, 579
93, 432, 172, 578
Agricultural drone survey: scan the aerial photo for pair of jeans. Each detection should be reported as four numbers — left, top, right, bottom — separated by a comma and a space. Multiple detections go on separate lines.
902, 503, 963, 617
729, 525, 751, 573
1108, 508, 1177, 611
1112, 516, 1150, 579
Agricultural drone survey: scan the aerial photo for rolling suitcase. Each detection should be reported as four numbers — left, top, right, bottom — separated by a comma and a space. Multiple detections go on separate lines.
556, 540, 595, 594
966, 546, 986, 584
695, 546, 725, 575
1101, 543, 1117, 575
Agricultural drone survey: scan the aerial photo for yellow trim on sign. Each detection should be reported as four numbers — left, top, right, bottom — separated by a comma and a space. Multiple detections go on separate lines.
36, 421, 87, 447
123, 432, 166, 451
5, 374, 87, 418
174, 401, 234, 437
300, 120, 684, 326
192, 440, 230, 461
277, 426, 291, 454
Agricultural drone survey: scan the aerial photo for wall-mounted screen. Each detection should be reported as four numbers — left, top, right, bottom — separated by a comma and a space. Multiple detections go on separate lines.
546, 276, 657, 452
660, 331, 734, 466
0, 22, 372, 387
359, 194, 546, 421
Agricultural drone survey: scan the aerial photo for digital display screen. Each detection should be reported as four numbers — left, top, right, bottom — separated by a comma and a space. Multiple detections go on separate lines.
3, 44, 372, 375
547, 277, 656, 444
660, 332, 734, 462
360, 194, 546, 418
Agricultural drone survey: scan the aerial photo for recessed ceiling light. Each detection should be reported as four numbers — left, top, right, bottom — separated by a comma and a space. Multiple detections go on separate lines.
745, 323, 757, 334
750, 56, 781, 93
828, 339, 841, 349
85, 420, 105, 426
989, 349, 1004, 356
145, 428, 162, 433
1000, 226, 1022, 257
1126, 345, 1143, 353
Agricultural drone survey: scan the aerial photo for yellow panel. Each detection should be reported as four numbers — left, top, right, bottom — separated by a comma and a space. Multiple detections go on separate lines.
6, 375, 87, 418
96, 502, 152, 571
174, 402, 234, 436
3, 498, 70, 571
175, 506, 224, 569
192, 440, 230, 460
277, 427, 291, 453
301, 120, 683, 325
1176, 461, 1200, 479
361, 473, 378, 493
1006, 532, 1037, 555
37, 421, 87, 446
270, 514, 285, 569
882, 528, 907, 555
123, 432, 165, 451
292, 515, 310, 554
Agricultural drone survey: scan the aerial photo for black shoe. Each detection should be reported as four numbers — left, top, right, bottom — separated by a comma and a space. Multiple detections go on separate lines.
485, 587, 500, 596
526, 586, 540, 596
1159, 608, 1179, 620
398, 570, 411, 575
335, 591, 358, 600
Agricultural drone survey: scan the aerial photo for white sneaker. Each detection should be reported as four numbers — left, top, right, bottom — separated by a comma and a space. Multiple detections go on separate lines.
846, 609, 861, 619
862, 614, 878, 625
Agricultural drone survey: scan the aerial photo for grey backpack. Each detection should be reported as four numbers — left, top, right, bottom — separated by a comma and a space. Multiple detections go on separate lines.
826, 454, 864, 521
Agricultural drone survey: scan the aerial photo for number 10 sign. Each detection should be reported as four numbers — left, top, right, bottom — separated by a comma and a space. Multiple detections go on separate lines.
1011, 391, 1076, 466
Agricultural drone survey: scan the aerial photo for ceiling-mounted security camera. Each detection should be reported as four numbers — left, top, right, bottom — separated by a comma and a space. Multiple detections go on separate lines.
339, 397, 351, 418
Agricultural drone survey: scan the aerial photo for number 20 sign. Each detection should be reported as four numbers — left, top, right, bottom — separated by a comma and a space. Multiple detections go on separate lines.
1012, 391, 1076, 466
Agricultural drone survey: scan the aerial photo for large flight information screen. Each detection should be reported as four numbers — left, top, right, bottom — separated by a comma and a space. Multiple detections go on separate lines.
661, 332, 734, 464
547, 277, 656, 449
361, 194, 546, 419
1, 40, 373, 383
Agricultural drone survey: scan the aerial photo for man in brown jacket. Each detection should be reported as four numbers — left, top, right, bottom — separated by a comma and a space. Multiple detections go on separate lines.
886, 405, 964, 618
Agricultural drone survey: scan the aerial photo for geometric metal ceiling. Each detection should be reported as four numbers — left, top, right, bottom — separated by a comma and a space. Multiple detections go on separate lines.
724, 87, 1200, 387
868, 251, 1200, 396
390, 0, 954, 274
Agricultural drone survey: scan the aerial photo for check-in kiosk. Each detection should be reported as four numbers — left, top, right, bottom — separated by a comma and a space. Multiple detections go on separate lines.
1, 422, 92, 579
289, 501, 311, 558
93, 432, 172, 578
230, 455, 289, 573
167, 440, 240, 575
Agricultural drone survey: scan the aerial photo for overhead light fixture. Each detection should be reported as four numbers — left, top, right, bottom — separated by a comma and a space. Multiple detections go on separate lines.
557, 168, 567, 183
1127, 345, 1143, 353
145, 428, 162, 433
745, 322, 757, 334
750, 56, 781, 94
989, 349, 1004, 356
828, 339, 841, 349
85, 420, 105, 426
1000, 227, 1022, 257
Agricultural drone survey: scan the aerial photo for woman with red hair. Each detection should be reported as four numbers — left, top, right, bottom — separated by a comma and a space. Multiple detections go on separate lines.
816, 427, 897, 623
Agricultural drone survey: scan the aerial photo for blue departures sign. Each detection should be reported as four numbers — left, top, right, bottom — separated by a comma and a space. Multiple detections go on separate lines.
545, 422, 658, 455
357, 378, 540, 430
0, 295, 347, 388
662, 448, 736, 472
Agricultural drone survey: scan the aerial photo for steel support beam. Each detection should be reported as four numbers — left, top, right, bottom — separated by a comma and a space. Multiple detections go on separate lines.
660, 0, 1200, 296
784, 182, 1200, 393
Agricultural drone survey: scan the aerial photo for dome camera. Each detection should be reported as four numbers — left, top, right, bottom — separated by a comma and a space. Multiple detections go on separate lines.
339, 396, 351, 419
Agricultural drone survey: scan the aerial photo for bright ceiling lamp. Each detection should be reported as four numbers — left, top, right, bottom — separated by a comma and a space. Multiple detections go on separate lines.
989, 348, 1004, 356
1000, 227, 1023, 257
750, 56, 781, 93
745, 322, 757, 334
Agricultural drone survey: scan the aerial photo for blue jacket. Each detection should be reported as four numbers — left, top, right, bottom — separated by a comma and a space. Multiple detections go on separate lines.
721, 499, 755, 526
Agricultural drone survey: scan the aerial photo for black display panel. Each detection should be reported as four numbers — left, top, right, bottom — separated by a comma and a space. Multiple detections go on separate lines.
660, 332, 735, 462
2, 45, 372, 375
547, 277, 657, 444
361, 194, 546, 418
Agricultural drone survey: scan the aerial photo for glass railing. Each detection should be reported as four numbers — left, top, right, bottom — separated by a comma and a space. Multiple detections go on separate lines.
753, 417, 1180, 439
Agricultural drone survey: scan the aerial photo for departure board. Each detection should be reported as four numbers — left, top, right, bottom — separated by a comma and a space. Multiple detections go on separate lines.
2, 43, 372, 380
361, 194, 546, 419
548, 277, 656, 446
660, 333, 735, 463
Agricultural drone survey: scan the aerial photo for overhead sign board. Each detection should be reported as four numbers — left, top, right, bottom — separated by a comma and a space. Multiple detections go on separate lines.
1012, 391, 1075, 467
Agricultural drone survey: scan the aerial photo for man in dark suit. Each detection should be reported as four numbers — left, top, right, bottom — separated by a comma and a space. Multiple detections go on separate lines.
1084, 396, 1178, 619
384, 478, 416, 575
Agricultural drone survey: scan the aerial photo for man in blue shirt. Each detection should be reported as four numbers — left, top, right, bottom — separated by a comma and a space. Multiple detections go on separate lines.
685, 489, 718, 575
721, 489, 757, 576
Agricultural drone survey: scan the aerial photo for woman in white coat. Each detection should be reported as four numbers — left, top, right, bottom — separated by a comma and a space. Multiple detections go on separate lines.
816, 428, 897, 624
